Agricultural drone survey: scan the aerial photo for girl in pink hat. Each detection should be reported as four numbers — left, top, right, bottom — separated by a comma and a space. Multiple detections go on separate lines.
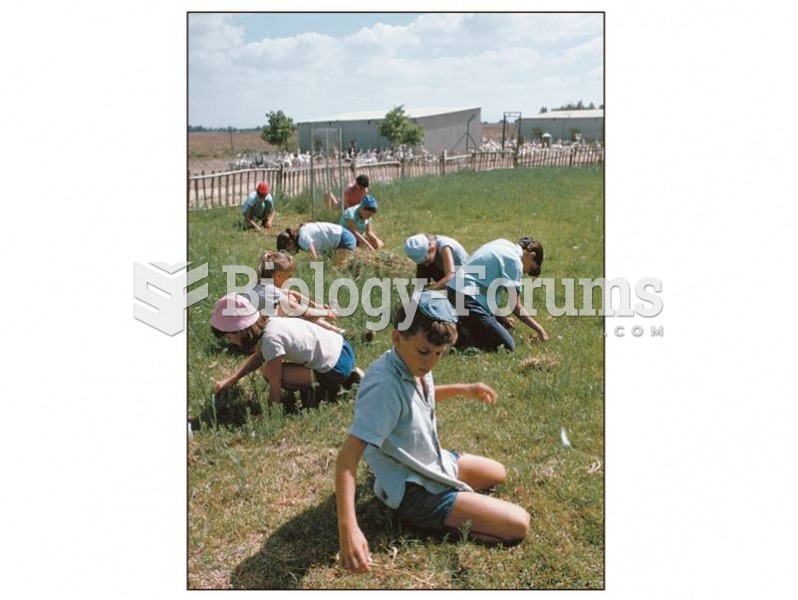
211, 293, 362, 407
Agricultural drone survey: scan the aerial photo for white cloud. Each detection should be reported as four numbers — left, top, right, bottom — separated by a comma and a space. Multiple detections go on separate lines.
188, 13, 604, 127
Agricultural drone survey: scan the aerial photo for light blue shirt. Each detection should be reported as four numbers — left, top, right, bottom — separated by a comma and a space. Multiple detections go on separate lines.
446, 239, 523, 310
350, 349, 470, 509
241, 191, 274, 219
339, 205, 371, 233
434, 235, 469, 272
298, 222, 344, 253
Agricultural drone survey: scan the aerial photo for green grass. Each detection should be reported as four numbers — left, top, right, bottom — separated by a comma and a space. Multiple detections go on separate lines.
188, 166, 605, 589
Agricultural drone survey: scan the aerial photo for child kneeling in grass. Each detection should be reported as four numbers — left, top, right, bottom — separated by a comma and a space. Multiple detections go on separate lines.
335, 290, 530, 572
212, 293, 362, 405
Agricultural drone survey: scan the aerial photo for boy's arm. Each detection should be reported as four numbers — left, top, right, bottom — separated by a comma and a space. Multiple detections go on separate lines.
427, 246, 456, 290
434, 383, 496, 404
262, 356, 284, 405
336, 434, 371, 572
285, 291, 337, 320
214, 350, 264, 393
512, 293, 549, 341
243, 205, 262, 231
346, 220, 375, 251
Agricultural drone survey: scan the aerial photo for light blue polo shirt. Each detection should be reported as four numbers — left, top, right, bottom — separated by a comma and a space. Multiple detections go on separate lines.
339, 205, 371, 233
446, 239, 523, 310
350, 349, 471, 509
434, 235, 469, 272
297, 222, 344, 253
241, 191, 274, 219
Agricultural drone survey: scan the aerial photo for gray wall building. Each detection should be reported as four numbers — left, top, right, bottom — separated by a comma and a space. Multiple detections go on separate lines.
519, 109, 604, 142
298, 107, 482, 154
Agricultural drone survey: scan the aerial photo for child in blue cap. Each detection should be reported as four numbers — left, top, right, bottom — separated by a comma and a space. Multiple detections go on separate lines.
339, 194, 384, 251
404, 233, 469, 290
335, 290, 530, 572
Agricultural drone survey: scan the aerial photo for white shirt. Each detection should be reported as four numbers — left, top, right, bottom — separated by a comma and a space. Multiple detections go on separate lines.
260, 317, 343, 373
298, 222, 344, 253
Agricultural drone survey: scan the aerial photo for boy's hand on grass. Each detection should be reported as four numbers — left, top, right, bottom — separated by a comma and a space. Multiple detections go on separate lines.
214, 377, 233, 394
339, 526, 371, 572
468, 382, 497, 404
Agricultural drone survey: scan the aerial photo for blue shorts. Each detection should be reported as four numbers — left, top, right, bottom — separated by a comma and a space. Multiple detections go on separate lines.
338, 228, 356, 250
394, 451, 461, 531
314, 338, 355, 388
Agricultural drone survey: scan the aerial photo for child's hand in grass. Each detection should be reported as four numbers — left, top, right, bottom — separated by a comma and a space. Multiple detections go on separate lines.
339, 525, 371, 572
467, 382, 497, 404
214, 377, 235, 394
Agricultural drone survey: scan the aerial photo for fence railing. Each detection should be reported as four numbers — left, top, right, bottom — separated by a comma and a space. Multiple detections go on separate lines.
188, 145, 604, 210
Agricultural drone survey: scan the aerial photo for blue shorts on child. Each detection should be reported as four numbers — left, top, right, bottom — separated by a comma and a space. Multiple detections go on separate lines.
315, 338, 355, 388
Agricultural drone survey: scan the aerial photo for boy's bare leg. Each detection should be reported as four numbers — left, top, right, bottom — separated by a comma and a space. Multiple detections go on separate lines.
444, 454, 529, 543
456, 454, 506, 490
444, 493, 530, 544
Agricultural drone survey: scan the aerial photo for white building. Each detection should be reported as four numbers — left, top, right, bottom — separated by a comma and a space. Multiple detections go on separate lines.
298, 107, 482, 155
520, 109, 604, 142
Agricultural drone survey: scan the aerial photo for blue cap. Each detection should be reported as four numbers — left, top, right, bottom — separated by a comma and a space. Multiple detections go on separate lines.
405, 234, 429, 264
413, 290, 457, 324
360, 195, 378, 211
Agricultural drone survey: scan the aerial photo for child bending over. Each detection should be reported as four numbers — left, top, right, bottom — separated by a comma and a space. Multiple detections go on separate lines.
212, 293, 362, 403
255, 251, 344, 334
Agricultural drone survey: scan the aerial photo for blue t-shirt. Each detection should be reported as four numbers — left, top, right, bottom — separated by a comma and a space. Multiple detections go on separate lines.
434, 235, 469, 272
241, 191, 274, 219
339, 205, 370, 233
349, 349, 470, 509
446, 239, 523, 310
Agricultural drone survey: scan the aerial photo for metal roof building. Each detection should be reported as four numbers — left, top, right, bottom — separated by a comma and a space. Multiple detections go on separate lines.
298, 107, 482, 155
519, 109, 604, 142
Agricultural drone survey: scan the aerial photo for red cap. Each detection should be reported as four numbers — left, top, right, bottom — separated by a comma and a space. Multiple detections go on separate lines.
256, 181, 270, 195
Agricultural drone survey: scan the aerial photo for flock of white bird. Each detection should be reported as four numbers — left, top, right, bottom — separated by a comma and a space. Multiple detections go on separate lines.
227, 139, 602, 171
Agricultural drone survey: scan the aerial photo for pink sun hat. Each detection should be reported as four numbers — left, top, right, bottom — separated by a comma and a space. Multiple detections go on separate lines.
211, 293, 260, 332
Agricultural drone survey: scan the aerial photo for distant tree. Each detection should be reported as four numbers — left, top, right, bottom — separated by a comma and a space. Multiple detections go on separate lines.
378, 105, 424, 148
539, 106, 548, 114
261, 110, 297, 150
550, 100, 601, 112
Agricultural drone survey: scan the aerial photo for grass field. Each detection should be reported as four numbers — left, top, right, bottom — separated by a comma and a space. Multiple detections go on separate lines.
187, 165, 605, 589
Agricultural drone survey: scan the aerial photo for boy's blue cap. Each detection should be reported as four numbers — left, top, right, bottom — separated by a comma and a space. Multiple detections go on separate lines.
413, 290, 458, 324
405, 234, 429, 264
360, 195, 378, 211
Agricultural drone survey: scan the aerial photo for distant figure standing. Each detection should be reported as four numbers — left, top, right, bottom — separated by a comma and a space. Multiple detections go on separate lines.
343, 175, 369, 208
241, 181, 275, 230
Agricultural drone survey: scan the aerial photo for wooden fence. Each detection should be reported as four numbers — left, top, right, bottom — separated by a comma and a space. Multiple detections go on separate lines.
188, 145, 604, 210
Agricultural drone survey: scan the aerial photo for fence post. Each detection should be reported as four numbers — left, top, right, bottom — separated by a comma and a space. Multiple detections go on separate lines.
440, 152, 446, 175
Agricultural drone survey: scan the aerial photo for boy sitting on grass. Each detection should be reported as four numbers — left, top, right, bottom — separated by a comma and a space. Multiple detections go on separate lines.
335, 290, 530, 572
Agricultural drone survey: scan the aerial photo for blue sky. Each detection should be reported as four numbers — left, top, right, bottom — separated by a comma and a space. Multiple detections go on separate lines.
189, 13, 603, 127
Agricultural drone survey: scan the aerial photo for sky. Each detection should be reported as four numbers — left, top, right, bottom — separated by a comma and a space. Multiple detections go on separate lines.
188, 12, 603, 127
